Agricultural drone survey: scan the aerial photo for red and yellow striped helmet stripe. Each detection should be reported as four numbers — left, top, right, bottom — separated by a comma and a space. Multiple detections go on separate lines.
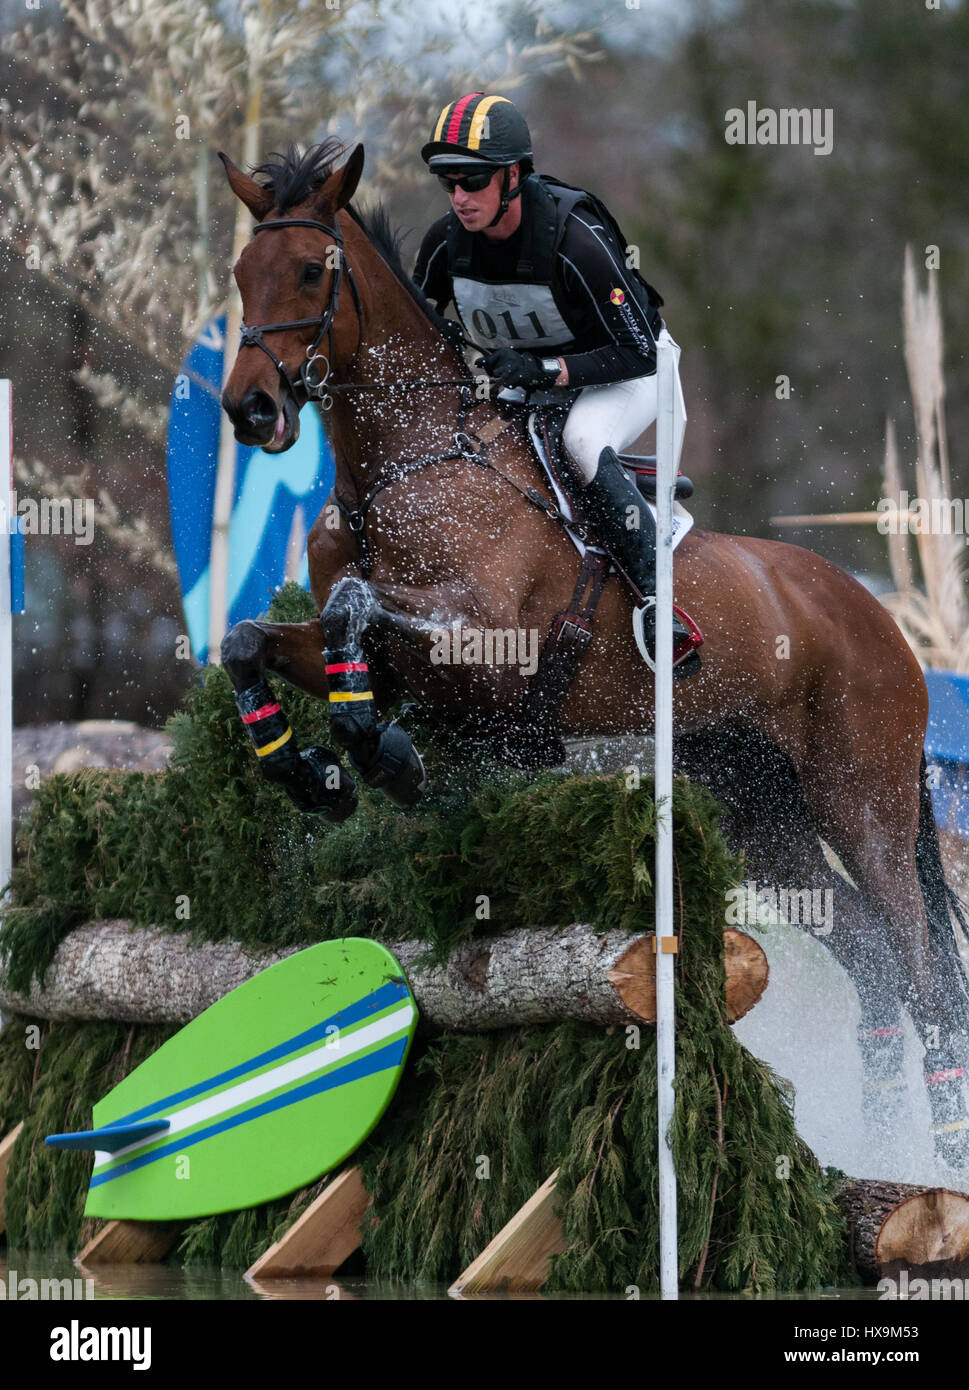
432, 93, 479, 144
466, 95, 511, 149
431, 93, 511, 151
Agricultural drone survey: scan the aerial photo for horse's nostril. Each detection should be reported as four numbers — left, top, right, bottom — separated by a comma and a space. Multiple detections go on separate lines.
241, 389, 278, 428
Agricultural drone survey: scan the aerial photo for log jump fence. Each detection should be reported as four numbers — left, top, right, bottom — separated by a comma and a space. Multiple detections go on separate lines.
2, 358, 968, 1294
2, 856, 965, 1290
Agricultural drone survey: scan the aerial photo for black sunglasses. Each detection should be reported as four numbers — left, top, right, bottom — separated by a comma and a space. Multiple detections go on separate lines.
435, 170, 496, 194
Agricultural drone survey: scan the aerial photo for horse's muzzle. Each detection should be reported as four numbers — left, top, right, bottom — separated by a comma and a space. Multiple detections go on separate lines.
222, 387, 301, 452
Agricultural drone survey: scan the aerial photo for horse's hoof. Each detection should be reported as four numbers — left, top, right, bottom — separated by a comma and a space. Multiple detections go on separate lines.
283, 746, 358, 821
351, 722, 427, 808
221, 620, 268, 689
932, 1125, 969, 1169
924, 1051, 969, 1166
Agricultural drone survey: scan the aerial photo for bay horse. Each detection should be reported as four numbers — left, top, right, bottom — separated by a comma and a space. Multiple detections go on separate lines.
217, 140, 969, 1167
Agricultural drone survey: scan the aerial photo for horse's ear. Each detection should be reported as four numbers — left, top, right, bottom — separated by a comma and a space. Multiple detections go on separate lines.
218, 151, 274, 220
327, 144, 365, 211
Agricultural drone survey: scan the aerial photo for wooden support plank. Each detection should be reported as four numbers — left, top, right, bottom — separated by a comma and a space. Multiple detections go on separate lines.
77, 1219, 183, 1265
448, 1169, 567, 1297
246, 1166, 371, 1280
0, 1122, 24, 1237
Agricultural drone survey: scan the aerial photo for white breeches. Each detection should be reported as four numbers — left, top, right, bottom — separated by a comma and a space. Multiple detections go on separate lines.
561, 372, 658, 485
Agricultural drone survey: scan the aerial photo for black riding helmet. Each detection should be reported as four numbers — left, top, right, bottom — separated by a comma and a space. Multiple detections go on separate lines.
422, 93, 533, 226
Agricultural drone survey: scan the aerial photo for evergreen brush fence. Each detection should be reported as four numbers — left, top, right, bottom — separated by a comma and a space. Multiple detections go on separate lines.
0, 585, 849, 1291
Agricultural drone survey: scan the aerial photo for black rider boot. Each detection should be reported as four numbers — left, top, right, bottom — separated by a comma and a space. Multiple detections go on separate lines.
574, 447, 698, 677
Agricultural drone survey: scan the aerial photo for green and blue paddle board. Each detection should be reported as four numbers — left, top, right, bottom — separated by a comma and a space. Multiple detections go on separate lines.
45, 939, 417, 1221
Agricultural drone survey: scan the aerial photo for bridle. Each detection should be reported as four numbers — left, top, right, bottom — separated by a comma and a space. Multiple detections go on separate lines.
236, 210, 478, 414
232, 207, 592, 587
236, 214, 363, 411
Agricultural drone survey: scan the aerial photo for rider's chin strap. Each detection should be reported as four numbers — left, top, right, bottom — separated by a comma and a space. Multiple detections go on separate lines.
485, 166, 525, 229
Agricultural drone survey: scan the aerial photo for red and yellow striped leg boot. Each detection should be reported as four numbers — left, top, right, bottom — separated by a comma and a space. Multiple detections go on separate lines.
325, 648, 426, 808
234, 679, 358, 820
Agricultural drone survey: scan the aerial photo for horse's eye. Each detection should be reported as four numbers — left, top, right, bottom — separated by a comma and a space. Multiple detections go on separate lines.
303, 263, 324, 285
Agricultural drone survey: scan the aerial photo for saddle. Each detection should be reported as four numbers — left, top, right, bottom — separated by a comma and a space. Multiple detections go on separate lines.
527, 399, 696, 534
489, 398, 703, 754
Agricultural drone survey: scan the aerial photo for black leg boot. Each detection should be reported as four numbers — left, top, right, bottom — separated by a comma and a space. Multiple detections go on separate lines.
573, 447, 698, 676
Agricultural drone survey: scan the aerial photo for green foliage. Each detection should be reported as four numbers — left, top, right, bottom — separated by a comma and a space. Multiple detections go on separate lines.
356, 969, 848, 1293
0, 580, 848, 1284
0, 1021, 176, 1252
0, 1013, 847, 1288
0, 583, 733, 989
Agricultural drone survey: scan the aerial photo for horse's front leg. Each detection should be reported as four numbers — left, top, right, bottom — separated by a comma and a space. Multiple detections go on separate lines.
220, 617, 359, 820
319, 577, 428, 808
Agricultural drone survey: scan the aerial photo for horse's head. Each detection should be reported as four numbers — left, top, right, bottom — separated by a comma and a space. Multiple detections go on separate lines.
219, 142, 365, 452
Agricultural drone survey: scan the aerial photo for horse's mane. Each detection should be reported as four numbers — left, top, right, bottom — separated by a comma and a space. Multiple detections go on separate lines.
250, 141, 457, 342
250, 139, 347, 215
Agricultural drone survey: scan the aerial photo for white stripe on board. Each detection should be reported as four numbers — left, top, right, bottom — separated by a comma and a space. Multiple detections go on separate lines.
93, 1002, 415, 1167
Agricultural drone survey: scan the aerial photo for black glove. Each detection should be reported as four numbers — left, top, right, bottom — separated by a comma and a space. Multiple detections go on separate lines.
476, 348, 556, 389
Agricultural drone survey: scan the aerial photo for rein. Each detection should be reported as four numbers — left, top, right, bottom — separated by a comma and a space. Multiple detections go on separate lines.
238, 212, 474, 410
324, 377, 472, 398
335, 392, 588, 579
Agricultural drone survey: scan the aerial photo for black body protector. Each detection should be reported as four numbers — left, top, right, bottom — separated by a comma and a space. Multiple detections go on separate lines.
415, 174, 697, 674
419, 173, 664, 377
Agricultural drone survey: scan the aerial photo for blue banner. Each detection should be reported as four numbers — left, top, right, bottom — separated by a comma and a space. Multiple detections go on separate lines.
166, 316, 334, 663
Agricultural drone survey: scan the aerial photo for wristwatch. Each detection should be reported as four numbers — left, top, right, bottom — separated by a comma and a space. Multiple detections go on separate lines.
540, 356, 561, 380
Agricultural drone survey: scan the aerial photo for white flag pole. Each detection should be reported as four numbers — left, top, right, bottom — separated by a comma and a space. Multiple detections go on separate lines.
0, 381, 13, 904
654, 331, 685, 1300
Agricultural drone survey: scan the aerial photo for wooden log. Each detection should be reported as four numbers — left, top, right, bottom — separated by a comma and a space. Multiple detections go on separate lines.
0, 920, 767, 1028
876, 1188, 969, 1280
0, 1122, 23, 1237
449, 1170, 567, 1297
836, 1178, 969, 1283
0, 921, 296, 1023
603, 927, 766, 1024
246, 1167, 370, 1280
722, 927, 769, 1020
76, 1219, 183, 1265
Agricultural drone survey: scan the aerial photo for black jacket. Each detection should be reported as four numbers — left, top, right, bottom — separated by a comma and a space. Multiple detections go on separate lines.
412, 174, 663, 389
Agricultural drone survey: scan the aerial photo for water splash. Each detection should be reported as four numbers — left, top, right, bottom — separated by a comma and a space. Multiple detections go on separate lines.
733, 920, 969, 1189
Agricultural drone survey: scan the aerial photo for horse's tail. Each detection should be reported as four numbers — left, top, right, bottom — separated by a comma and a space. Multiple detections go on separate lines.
916, 750, 969, 956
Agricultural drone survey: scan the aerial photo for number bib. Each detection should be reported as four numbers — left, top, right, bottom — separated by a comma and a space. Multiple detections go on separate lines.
452, 278, 573, 351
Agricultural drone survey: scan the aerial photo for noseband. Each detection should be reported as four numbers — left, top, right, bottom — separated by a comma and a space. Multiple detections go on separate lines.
237, 215, 362, 410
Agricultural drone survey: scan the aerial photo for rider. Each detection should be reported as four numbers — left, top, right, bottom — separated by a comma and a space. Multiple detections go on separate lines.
413, 92, 694, 670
